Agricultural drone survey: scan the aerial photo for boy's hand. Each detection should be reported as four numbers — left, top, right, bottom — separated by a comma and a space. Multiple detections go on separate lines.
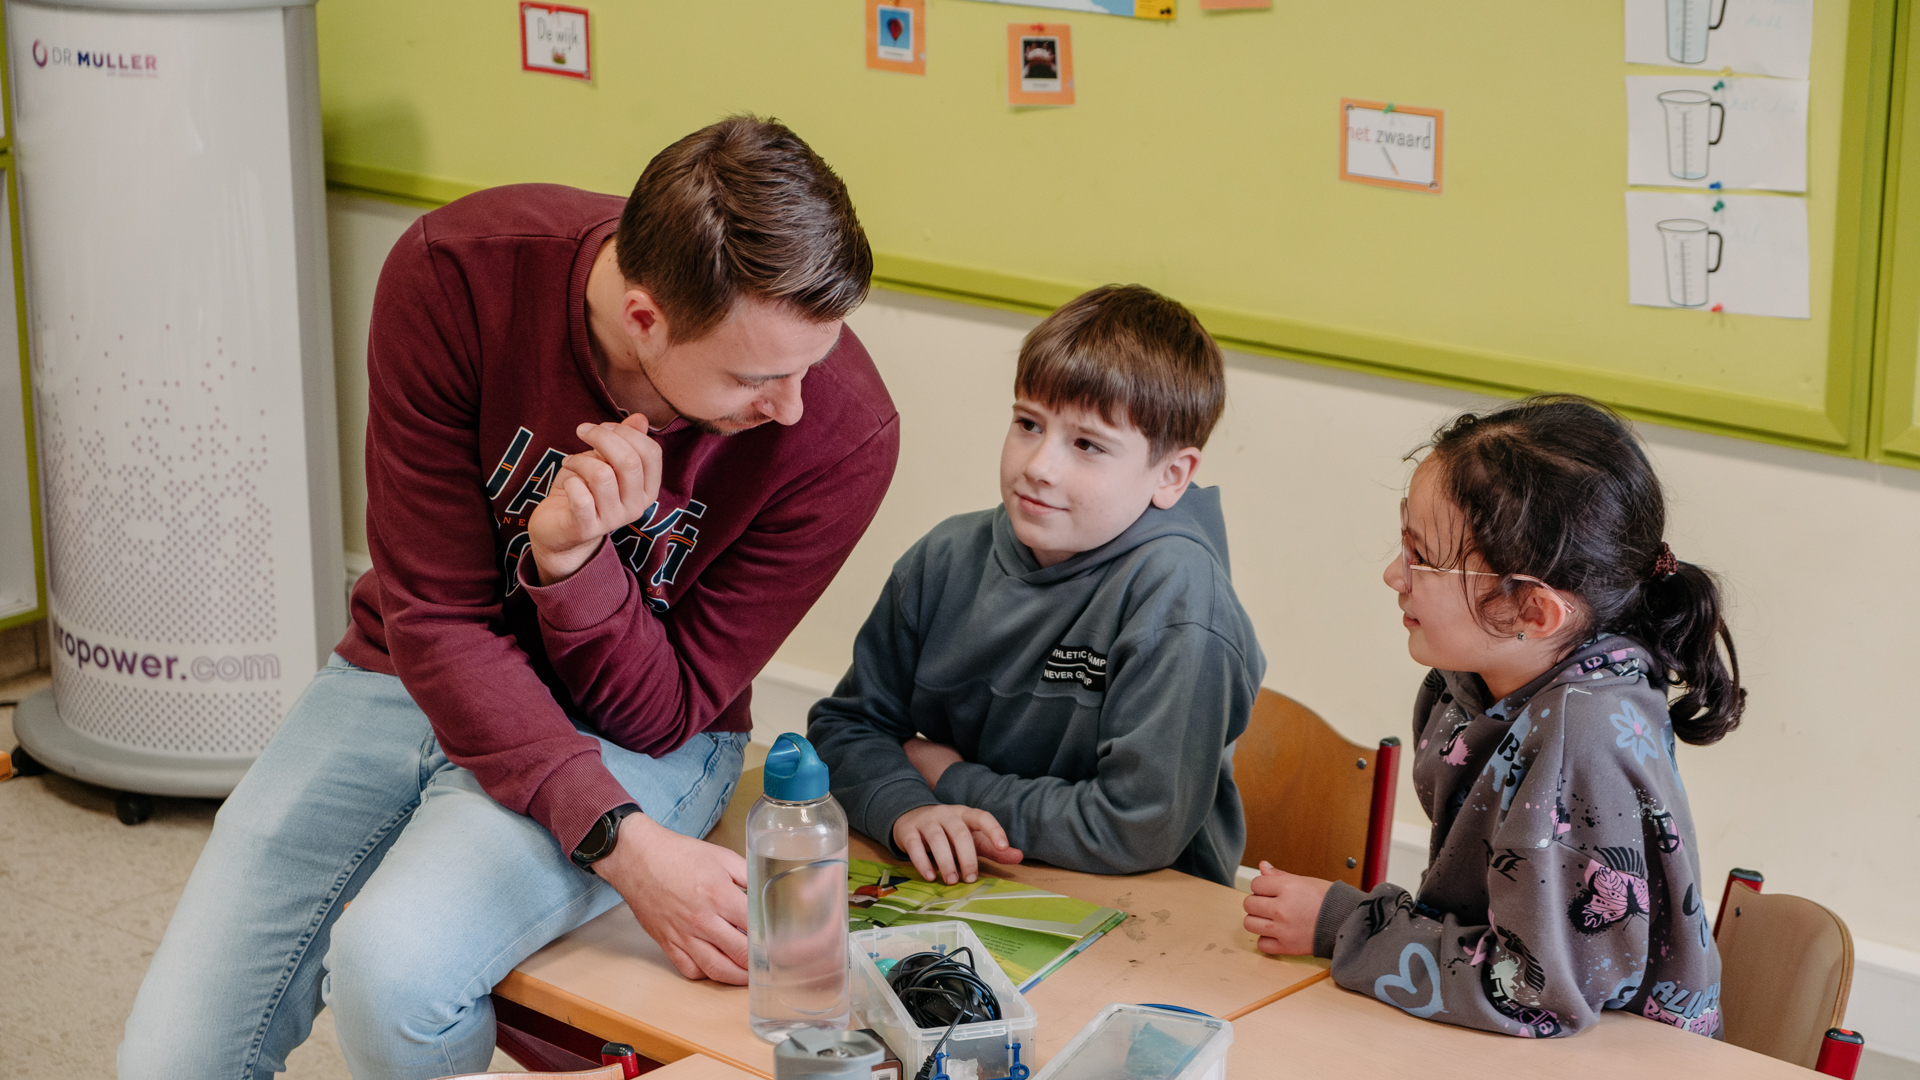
527, 415, 662, 585
1242, 861, 1333, 956
892, 804, 1023, 885
902, 737, 964, 789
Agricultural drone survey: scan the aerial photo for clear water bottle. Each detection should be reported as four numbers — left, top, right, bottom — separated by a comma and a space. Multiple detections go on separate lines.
748, 732, 850, 1043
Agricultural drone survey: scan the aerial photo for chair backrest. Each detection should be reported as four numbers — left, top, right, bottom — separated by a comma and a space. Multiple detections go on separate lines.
1234, 688, 1398, 890
1716, 878, 1854, 1070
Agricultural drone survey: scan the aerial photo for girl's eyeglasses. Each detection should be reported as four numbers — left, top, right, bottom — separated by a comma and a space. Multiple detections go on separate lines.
1397, 499, 1573, 622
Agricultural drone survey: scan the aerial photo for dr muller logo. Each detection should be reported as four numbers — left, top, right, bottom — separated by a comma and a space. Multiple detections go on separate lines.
31, 40, 158, 76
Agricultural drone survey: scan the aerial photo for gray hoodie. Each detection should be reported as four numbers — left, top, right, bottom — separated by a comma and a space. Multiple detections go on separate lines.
807, 486, 1265, 886
1311, 636, 1722, 1039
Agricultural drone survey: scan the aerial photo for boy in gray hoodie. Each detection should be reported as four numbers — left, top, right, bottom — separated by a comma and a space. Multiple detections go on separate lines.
808, 285, 1265, 888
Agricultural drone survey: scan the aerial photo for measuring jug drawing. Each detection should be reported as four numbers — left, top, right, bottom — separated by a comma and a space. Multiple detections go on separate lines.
1667, 0, 1728, 65
1658, 219, 1723, 307
1659, 90, 1725, 180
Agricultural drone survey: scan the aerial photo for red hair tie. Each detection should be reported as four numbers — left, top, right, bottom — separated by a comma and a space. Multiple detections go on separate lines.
1649, 542, 1680, 580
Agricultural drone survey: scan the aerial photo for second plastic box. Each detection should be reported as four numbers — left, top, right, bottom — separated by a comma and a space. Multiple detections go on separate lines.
1031, 1003, 1234, 1080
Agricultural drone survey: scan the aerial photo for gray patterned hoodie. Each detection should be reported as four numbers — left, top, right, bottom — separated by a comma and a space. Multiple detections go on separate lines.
807, 487, 1264, 886
1311, 636, 1722, 1039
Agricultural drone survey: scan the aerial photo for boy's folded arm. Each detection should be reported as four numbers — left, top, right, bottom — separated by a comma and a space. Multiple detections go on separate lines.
934, 622, 1255, 877
806, 569, 940, 851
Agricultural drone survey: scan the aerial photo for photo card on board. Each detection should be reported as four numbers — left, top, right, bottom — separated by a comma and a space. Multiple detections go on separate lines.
868, 0, 926, 75
1008, 23, 1074, 106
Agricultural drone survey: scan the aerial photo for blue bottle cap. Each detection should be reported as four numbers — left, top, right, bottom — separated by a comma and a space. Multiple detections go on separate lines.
763, 732, 829, 802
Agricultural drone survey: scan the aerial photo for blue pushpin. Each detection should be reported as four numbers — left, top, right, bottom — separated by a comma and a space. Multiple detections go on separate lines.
1709, 182, 1723, 190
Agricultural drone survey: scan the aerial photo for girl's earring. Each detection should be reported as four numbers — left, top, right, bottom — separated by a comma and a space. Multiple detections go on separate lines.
1516, 630, 1528, 642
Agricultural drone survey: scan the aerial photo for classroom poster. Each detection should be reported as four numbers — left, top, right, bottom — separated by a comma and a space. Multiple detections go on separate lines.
1625, 76, 1808, 192
965, 0, 1173, 19
1623, 0, 1812, 79
1625, 192, 1808, 318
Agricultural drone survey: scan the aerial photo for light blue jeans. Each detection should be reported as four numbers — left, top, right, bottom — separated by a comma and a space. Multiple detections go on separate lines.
118, 655, 747, 1080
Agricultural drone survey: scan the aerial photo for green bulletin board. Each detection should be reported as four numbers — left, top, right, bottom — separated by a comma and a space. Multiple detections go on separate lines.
316, 0, 1903, 463
1872, 0, 1920, 465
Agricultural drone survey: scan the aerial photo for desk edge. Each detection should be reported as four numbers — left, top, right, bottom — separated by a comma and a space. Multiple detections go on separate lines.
493, 969, 774, 1080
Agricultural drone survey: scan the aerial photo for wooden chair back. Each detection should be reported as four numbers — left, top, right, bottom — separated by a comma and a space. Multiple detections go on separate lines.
1716, 878, 1854, 1070
1234, 689, 1397, 890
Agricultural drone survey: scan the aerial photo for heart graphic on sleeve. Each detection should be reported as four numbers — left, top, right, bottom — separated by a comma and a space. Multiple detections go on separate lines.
1373, 942, 1446, 1018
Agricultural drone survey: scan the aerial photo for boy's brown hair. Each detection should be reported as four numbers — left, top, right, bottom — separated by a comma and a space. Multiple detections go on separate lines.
616, 115, 872, 343
1016, 285, 1226, 461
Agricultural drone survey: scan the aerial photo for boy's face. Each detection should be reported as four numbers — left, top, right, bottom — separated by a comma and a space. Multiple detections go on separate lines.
999, 397, 1199, 567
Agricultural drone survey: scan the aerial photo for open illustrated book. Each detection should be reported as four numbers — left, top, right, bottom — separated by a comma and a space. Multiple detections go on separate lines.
847, 858, 1129, 992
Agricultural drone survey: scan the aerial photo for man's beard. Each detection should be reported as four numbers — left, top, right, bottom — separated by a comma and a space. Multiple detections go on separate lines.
651, 384, 768, 437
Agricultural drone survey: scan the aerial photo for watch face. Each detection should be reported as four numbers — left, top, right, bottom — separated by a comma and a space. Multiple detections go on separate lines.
575, 815, 614, 865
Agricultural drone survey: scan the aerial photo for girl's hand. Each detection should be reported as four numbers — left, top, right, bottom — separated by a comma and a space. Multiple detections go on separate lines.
1242, 862, 1334, 956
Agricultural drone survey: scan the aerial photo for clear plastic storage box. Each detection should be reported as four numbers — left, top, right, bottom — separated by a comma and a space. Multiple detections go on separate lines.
849, 921, 1038, 1080
1031, 1003, 1234, 1080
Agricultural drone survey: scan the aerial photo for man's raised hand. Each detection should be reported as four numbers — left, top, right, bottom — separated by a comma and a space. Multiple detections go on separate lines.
527, 414, 662, 584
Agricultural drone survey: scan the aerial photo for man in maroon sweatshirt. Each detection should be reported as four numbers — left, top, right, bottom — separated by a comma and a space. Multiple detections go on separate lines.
120, 117, 899, 1079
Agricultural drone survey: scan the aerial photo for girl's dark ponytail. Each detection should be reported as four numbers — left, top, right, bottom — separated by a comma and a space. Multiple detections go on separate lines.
1426, 395, 1744, 747
1630, 562, 1745, 745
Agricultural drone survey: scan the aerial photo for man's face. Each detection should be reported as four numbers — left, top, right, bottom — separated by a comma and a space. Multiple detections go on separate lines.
999, 397, 1169, 567
641, 297, 843, 435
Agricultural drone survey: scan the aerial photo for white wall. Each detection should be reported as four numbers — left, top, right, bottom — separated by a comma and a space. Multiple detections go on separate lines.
327, 195, 1920, 1051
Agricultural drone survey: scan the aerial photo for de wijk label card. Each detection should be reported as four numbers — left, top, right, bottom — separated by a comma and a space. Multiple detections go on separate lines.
1625, 76, 1808, 192
1624, 0, 1812, 79
1625, 191, 1808, 318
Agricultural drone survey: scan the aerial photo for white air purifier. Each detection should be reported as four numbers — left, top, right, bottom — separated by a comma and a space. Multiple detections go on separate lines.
6, 0, 342, 822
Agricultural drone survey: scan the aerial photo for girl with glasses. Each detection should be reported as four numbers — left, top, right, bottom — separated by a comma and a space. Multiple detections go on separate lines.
1242, 394, 1743, 1039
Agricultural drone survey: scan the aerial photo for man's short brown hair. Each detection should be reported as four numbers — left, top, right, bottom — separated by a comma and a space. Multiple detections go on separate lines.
616, 115, 872, 342
1016, 285, 1225, 461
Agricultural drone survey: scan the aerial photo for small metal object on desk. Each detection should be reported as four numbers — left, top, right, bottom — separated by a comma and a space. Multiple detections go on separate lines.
774, 1028, 887, 1079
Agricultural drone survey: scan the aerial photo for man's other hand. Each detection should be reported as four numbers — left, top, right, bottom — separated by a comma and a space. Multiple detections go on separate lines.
592, 810, 750, 983
527, 414, 662, 584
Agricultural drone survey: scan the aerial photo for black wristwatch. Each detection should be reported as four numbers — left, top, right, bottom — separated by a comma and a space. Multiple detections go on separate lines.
571, 803, 640, 873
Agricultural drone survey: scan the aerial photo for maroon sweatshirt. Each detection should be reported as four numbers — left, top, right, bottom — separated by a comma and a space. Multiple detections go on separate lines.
336, 184, 899, 854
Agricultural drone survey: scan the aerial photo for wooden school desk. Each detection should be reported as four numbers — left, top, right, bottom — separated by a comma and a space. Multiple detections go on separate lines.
494, 829, 1327, 1077
1224, 978, 1822, 1079
643, 1056, 762, 1080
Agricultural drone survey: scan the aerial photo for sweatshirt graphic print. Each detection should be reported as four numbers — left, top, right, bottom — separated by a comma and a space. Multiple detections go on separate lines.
1312, 636, 1721, 1039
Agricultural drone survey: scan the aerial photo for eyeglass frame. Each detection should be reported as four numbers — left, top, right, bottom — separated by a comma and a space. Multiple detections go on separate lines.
1396, 497, 1577, 623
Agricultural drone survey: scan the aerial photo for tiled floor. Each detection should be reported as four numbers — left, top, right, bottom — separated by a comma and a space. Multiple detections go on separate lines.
0, 686, 524, 1079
